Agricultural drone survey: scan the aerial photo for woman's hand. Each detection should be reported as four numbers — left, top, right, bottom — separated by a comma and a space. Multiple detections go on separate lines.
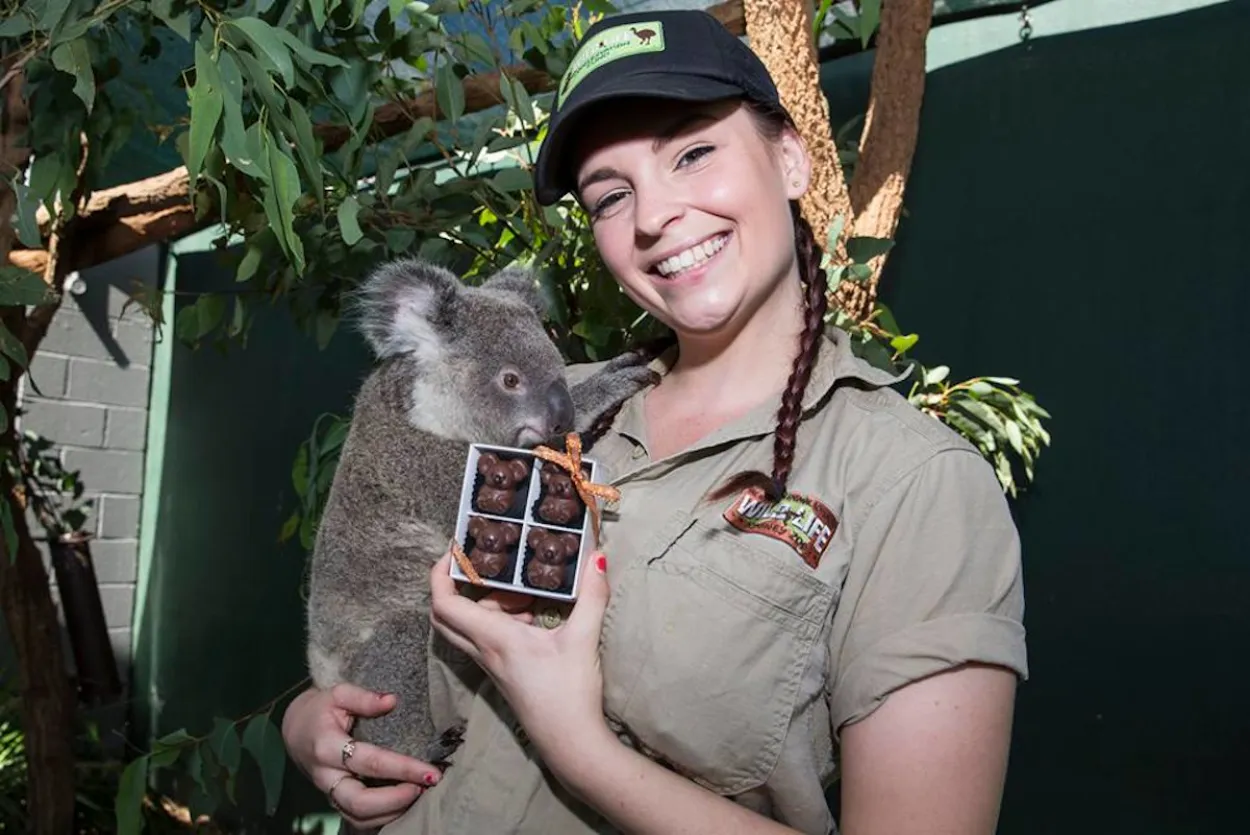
428, 550, 612, 770
280, 683, 439, 829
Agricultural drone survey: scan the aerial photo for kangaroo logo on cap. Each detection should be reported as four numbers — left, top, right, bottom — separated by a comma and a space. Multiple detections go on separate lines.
558, 21, 666, 107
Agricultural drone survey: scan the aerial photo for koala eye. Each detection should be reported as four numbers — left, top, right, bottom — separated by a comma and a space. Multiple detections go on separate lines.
499, 369, 522, 391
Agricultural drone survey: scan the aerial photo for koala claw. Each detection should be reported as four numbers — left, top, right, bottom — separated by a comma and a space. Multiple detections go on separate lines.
571, 350, 662, 433
422, 724, 466, 769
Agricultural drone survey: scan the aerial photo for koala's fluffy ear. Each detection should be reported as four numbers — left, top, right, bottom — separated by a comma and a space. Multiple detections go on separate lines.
353, 258, 460, 361
480, 265, 548, 318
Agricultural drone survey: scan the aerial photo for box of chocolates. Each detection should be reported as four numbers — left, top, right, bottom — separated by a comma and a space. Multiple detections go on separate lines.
449, 441, 603, 602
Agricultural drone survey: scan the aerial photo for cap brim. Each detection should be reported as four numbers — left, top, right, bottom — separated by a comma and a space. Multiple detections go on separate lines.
533, 72, 747, 205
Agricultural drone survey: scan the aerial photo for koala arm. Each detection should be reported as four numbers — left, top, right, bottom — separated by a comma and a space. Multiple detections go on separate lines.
569, 350, 660, 433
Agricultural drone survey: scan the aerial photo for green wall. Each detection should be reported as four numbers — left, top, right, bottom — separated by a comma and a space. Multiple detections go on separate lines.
133, 240, 374, 826
874, 1, 1249, 831
133, 0, 1249, 830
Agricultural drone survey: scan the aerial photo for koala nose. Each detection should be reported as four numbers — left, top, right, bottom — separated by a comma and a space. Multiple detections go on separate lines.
547, 380, 575, 437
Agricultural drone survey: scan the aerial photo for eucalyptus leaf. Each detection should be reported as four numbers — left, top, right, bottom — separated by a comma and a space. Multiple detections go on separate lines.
114, 756, 148, 835
229, 17, 296, 87
435, 62, 465, 121
845, 235, 894, 264
51, 38, 95, 113
337, 196, 363, 245
150, 0, 192, 41
0, 267, 54, 306
242, 714, 285, 815
10, 179, 40, 249
0, 323, 29, 369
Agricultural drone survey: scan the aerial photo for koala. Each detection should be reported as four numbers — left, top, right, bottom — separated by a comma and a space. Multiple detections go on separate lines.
525, 528, 581, 591
536, 461, 584, 526
306, 257, 657, 782
474, 452, 530, 516
466, 516, 520, 579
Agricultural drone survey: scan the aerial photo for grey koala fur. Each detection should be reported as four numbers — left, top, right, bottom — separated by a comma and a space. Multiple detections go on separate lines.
306, 257, 654, 779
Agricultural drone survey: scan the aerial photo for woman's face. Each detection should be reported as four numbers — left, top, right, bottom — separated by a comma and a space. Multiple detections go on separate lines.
570, 97, 810, 340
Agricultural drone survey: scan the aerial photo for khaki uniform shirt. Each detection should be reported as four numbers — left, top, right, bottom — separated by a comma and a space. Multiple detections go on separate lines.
387, 326, 1028, 835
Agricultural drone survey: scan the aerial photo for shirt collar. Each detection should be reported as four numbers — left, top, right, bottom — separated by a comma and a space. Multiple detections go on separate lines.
613, 325, 913, 456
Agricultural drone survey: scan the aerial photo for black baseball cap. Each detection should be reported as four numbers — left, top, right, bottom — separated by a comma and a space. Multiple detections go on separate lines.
532, 9, 782, 205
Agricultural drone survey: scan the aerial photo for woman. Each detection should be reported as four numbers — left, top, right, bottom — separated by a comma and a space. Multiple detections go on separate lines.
282, 9, 1028, 834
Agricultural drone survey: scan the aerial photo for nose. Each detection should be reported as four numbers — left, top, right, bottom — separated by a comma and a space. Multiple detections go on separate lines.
547, 380, 575, 437
634, 183, 683, 240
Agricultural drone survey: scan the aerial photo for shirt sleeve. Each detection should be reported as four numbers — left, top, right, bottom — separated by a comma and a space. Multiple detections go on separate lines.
827, 447, 1029, 735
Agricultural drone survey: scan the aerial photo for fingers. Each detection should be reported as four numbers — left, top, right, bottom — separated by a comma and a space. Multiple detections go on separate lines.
329, 681, 399, 719
318, 735, 438, 787
430, 555, 515, 651
565, 551, 610, 642
325, 774, 425, 829
480, 590, 537, 617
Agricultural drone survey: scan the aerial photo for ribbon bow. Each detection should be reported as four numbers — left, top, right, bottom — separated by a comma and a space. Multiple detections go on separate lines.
533, 432, 619, 547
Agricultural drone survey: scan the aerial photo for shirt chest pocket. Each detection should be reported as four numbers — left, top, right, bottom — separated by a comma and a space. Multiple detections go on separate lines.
600, 512, 840, 797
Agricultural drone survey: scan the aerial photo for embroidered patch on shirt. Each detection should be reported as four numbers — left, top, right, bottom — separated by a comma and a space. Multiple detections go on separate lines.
722, 487, 838, 569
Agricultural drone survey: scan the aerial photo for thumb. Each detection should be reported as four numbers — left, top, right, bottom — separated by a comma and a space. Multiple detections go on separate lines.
565, 552, 610, 640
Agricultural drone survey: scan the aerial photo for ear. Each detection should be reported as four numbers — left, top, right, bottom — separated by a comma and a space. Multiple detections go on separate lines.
776, 126, 812, 202
468, 517, 483, 537
561, 534, 580, 558
352, 258, 460, 361
508, 459, 531, 484
478, 452, 498, 474
504, 523, 520, 545
527, 528, 542, 549
480, 264, 548, 318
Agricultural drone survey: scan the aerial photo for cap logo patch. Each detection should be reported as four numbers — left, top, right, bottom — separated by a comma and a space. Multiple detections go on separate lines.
722, 486, 837, 569
558, 21, 666, 107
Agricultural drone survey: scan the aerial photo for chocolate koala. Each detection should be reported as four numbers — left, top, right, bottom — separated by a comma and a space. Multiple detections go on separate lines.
468, 517, 521, 579
475, 452, 531, 515
525, 528, 580, 590
535, 461, 584, 526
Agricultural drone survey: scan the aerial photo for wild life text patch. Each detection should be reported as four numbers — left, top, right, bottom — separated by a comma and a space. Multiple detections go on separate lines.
723, 486, 838, 569
558, 21, 666, 107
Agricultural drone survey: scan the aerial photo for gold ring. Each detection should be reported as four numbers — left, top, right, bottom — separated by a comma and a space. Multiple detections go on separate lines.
327, 773, 349, 811
341, 738, 356, 769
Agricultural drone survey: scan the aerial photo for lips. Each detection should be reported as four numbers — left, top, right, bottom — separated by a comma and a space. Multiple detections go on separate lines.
651, 232, 731, 278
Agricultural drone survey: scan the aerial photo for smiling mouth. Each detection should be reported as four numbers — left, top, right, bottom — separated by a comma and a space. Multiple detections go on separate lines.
652, 232, 730, 279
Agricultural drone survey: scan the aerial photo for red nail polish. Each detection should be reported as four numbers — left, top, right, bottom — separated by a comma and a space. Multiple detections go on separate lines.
594, 554, 607, 573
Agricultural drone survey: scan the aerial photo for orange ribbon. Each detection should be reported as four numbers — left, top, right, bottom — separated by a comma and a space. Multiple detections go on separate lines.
532, 433, 620, 547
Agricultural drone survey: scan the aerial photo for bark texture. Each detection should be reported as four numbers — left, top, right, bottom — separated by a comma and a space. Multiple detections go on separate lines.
837, 0, 932, 320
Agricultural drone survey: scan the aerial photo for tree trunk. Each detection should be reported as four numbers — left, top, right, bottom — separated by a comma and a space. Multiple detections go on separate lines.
838, 0, 933, 321
1, 48, 79, 834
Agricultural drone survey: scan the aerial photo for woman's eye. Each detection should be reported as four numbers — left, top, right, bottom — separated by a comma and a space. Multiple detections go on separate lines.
502, 371, 521, 390
591, 191, 627, 218
677, 145, 714, 167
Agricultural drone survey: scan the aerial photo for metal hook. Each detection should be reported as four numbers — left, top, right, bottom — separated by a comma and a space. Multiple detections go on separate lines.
1019, 2, 1034, 43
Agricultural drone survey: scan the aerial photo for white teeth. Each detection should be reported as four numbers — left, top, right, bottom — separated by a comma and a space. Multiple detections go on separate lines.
655, 234, 728, 277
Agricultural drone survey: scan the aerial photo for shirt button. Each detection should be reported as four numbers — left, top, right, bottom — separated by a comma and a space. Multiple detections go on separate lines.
631, 446, 645, 459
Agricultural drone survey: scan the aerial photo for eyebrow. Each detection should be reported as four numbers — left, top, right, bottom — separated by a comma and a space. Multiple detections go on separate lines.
574, 111, 720, 197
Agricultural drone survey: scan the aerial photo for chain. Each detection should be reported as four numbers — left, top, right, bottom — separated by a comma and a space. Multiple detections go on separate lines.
1018, 2, 1034, 42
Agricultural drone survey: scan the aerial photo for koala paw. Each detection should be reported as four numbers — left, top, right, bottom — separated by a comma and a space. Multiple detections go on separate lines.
571, 351, 661, 432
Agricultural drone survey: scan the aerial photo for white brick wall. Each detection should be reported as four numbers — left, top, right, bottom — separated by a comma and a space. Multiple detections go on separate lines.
17, 245, 160, 686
